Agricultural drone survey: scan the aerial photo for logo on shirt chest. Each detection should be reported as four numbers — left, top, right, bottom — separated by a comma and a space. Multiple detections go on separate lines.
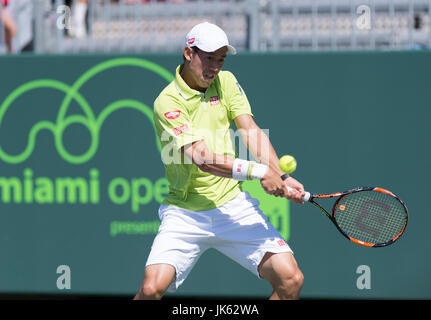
164, 110, 181, 119
209, 96, 220, 106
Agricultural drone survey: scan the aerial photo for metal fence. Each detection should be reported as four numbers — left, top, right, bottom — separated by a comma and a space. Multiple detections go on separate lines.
3, 0, 431, 54
265, 0, 431, 51
43, 0, 254, 54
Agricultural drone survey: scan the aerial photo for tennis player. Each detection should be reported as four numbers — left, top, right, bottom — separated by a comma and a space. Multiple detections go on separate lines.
134, 22, 306, 300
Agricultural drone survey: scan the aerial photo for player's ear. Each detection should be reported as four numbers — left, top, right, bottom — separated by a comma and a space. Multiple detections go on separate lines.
184, 46, 194, 63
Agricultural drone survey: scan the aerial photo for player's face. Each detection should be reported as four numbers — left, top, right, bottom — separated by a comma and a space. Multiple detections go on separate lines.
186, 46, 227, 91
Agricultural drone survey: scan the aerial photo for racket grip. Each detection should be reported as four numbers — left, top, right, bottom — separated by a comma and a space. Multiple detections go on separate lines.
281, 174, 311, 201
286, 186, 311, 202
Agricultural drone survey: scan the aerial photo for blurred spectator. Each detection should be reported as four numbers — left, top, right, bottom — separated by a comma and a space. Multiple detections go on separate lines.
404, 14, 429, 50
0, 0, 17, 53
62, 0, 88, 39
5, 0, 33, 53
116, 0, 182, 3
72, 0, 88, 39
412, 14, 429, 50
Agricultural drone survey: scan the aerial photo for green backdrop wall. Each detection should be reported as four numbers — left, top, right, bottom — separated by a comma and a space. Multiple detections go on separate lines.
0, 51, 429, 299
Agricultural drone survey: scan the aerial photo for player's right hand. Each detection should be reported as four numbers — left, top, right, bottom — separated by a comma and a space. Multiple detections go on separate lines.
283, 176, 305, 204
260, 168, 289, 198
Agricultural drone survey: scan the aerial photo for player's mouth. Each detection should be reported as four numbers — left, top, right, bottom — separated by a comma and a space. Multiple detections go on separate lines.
203, 73, 215, 80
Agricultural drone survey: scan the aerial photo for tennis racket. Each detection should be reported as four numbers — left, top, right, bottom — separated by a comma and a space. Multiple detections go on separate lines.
283, 178, 409, 247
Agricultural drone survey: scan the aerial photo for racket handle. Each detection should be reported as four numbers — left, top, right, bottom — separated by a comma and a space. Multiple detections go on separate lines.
286, 186, 312, 202
281, 174, 311, 201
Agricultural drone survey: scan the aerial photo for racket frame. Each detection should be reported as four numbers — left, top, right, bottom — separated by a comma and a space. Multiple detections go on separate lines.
307, 186, 408, 247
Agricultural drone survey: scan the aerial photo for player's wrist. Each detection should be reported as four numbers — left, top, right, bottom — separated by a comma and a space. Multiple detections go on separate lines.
281, 173, 290, 181
232, 159, 268, 181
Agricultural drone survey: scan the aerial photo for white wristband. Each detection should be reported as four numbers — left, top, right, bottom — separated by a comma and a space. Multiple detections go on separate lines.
250, 162, 268, 180
232, 159, 268, 181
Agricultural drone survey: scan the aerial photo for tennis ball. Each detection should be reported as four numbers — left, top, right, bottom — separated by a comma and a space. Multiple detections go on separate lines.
279, 155, 297, 174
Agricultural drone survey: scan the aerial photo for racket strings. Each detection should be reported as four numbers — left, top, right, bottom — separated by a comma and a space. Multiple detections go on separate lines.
333, 191, 407, 244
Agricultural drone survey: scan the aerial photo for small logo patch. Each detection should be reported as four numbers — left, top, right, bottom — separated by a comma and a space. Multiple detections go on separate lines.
164, 110, 181, 119
236, 163, 242, 172
188, 37, 195, 45
173, 124, 189, 136
210, 96, 220, 106
277, 239, 287, 246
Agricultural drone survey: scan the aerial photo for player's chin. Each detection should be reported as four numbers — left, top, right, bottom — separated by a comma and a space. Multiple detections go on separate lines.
202, 75, 216, 85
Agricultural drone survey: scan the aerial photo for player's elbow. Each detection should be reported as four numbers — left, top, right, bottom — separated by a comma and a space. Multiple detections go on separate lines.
198, 162, 212, 173
187, 141, 215, 170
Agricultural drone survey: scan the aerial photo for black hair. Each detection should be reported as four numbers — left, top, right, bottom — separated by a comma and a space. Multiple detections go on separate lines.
183, 46, 200, 63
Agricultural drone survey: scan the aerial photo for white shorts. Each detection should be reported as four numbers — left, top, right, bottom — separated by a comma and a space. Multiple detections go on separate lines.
145, 191, 293, 292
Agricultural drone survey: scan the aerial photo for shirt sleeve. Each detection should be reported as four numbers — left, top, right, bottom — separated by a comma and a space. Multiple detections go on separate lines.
153, 95, 203, 151
223, 71, 253, 121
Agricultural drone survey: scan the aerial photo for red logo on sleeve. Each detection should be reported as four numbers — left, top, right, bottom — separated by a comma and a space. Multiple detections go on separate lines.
173, 124, 189, 136
164, 110, 181, 119
210, 96, 220, 106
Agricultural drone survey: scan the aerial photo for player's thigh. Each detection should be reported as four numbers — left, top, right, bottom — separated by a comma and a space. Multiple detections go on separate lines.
143, 263, 176, 292
258, 252, 302, 284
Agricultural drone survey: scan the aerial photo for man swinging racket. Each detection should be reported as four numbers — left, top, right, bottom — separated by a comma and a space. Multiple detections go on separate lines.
134, 22, 306, 300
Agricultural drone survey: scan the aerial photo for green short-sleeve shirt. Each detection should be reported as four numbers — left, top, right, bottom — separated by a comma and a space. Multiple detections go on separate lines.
153, 65, 253, 211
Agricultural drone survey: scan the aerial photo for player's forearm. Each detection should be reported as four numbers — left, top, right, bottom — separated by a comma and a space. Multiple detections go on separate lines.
198, 153, 268, 182
183, 140, 234, 178
183, 140, 267, 180
197, 152, 235, 178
